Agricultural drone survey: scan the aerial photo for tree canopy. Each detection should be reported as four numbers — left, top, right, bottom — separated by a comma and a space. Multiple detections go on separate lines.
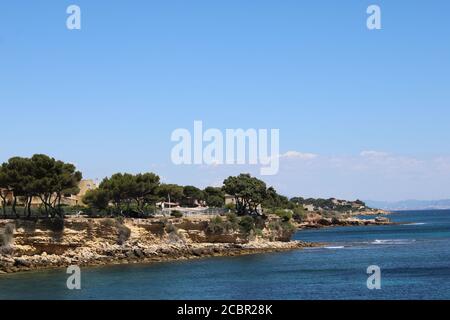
0, 154, 82, 218
222, 173, 267, 216
87, 172, 161, 216
203, 186, 225, 208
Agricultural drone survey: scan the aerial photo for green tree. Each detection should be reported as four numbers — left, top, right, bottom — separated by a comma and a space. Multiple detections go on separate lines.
99, 173, 135, 212
0, 154, 82, 218
157, 184, 184, 204
204, 187, 225, 208
131, 173, 160, 213
222, 173, 267, 216
83, 189, 111, 211
292, 206, 306, 222
239, 216, 256, 233
3, 157, 34, 218
30, 154, 82, 218
0, 165, 11, 217
97, 172, 161, 216
263, 186, 291, 210
181, 185, 204, 207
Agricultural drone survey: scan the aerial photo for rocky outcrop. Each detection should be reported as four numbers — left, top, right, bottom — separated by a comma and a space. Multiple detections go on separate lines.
0, 216, 317, 274
295, 215, 392, 230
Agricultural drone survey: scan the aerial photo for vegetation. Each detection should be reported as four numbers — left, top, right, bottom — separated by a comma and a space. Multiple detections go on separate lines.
238, 216, 256, 233
203, 187, 225, 208
272, 209, 293, 222
170, 210, 183, 218
1, 154, 364, 225
181, 185, 204, 207
223, 174, 267, 216
206, 215, 240, 235
117, 224, 131, 245
157, 184, 184, 203
0, 223, 15, 247
292, 206, 307, 222
290, 196, 366, 213
268, 220, 296, 240
263, 187, 292, 210
83, 189, 110, 212
0, 155, 82, 218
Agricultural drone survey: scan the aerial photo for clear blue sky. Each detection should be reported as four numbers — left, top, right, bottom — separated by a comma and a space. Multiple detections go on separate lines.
1, 1, 449, 201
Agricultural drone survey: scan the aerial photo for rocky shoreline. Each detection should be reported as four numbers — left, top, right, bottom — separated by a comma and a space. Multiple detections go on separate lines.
0, 216, 319, 274
0, 241, 318, 274
0, 212, 392, 275
0, 240, 318, 274
294, 214, 392, 230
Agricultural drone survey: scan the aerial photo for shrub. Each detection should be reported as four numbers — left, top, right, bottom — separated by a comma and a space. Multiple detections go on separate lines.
207, 216, 225, 234
226, 212, 238, 224
100, 218, 117, 228
273, 209, 292, 222
117, 224, 131, 245
239, 216, 255, 234
43, 217, 65, 232
164, 221, 177, 234
0, 223, 15, 247
225, 203, 236, 213
115, 216, 125, 225
82, 189, 110, 211
170, 210, 183, 218
282, 221, 296, 234
292, 207, 307, 222
268, 220, 296, 241
254, 228, 264, 237
99, 217, 131, 244
253, 215, 267, 229
206, 215, 240, 235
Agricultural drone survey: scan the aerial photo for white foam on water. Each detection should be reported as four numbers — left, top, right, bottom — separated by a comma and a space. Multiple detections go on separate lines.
372, 239, 416, 245
324, 246, 345, 249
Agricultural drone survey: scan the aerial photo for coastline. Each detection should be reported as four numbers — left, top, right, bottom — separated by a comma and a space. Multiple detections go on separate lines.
0, 216, 319, 274
0, 213, 391, 275
0, 238, 320, 275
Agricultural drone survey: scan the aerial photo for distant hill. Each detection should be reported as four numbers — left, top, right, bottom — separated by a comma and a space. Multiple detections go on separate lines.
365, 199, 450, 211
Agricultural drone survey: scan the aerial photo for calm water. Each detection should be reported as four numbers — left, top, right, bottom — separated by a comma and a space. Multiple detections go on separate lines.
1, 210, 450, 300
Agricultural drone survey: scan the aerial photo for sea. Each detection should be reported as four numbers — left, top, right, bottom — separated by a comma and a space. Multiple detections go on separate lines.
0, 210, 449, 300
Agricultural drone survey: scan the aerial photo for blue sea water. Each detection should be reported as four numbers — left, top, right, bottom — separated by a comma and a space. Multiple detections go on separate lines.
0, 210, 449, 300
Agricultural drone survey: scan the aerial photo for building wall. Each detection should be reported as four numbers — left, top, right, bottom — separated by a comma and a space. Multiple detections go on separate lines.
1, 179, 98, 207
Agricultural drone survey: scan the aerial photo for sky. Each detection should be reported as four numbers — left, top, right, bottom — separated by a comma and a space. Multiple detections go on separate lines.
1, 1, 450, 201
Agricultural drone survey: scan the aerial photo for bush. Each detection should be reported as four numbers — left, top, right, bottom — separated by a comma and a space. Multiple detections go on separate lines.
44, 217, 65, 232
206, 215, 240, 235
163, 220, 178, 234
117, 224, 131, 245
115, 216, 125, 225
268, 220, 296, 241
225, 203, 236, 213
292, 207, 307, 222
226, 212, 238, 224
239, 216, 255, 234
100, 218, 117, 228
82, 189, 110, 211
254, 228, 264, 237
99, 218, 131, 244
273, 209, 292, 222
170, 210, 183, 218
207, 216, 225, 234
0, 223, 15, 247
